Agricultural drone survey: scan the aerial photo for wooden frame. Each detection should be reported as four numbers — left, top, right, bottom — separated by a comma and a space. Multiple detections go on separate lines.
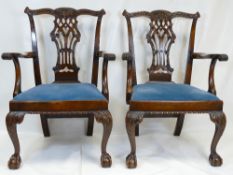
2, 7, 115, 169
122, 9, 228, 168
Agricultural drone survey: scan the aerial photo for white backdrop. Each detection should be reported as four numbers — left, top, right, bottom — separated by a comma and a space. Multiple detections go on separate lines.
0, 0, 233, 174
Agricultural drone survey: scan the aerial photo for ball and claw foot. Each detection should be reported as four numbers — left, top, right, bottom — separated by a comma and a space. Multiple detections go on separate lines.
209, 153, 222, 167
101, 153, 112, 167
126, 153, 137, 168
8, 154, 21, 169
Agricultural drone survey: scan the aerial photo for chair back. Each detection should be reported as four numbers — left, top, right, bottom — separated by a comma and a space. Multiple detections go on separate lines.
123, 10, 200, 82
25, 7, 105, 83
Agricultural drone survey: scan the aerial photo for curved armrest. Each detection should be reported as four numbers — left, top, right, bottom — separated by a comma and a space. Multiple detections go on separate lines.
1, 51, 36, 97
192, 52, 228, 61
2, 52, 36, 60
99, 51, 116, 100
192, 52, 228, 95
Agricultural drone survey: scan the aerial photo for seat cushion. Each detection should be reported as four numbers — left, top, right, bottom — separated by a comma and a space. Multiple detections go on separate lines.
131, 82, 220, 102
13, 83, 106, 102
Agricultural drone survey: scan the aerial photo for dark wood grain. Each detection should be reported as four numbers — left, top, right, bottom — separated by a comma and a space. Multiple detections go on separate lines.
122, 9, 228, 168
2, 52, 36, 97
129, 100, 223, 111
191, 52, 228, 95
173, 114, 185, 136
2, 7, 115, 169
40, 114, 50, 137
209, 112, 226, 166
6, 112, 25, 169
125, 111, 143, 168
95, 111, 113, 167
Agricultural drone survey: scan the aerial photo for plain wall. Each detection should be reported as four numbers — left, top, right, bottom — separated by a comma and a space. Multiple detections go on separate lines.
0, 0, 232, 137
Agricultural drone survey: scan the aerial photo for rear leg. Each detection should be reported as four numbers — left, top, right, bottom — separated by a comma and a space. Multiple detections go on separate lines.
174, 114, 185, 136
87, 115, 94, 136
40, 114, 50, 137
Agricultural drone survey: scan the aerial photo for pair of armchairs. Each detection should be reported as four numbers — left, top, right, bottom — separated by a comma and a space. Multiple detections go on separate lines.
2, 7, 227, 169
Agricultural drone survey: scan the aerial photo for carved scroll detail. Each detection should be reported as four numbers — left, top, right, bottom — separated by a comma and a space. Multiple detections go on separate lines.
95, 111, 112, 124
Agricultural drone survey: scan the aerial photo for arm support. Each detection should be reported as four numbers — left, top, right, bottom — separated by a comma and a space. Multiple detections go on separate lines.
98, 51, 116, 100
192, 52, 228, 95
122, 52, 136, 103
2, 52, 36, 97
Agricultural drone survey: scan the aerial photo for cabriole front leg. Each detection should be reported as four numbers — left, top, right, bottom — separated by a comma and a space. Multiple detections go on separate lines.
209, 112, 226, 166
95, 111, 112, 167
6, 112, 25, 169
125, 111, 143, 168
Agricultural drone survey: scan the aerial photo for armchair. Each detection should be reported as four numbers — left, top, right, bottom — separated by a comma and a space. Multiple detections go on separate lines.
122, 10, 228, 168
2, 7, 115, 169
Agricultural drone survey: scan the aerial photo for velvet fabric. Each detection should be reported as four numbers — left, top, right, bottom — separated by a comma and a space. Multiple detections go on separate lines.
13, 83, 106, 101
131, 82, 219, 101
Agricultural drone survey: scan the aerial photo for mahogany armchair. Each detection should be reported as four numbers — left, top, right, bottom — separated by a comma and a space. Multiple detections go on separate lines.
122, 10, 228, 168
2, 7, 115, 169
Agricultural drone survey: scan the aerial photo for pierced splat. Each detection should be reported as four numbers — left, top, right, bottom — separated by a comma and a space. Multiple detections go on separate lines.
146, 11, 175, 81
51, 9, 81, 82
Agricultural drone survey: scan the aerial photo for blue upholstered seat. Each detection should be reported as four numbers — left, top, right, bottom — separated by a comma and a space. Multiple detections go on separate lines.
131, 82, 219, 101
13, 83, 106, 102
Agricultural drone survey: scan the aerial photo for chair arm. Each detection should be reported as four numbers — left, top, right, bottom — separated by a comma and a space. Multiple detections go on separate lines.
1, 51, 36, 97
192, 52, 228, 95
99, 51, 116, 100
2, 52, 36, 60
122, 52, 132, 61
192, 52, 228, 61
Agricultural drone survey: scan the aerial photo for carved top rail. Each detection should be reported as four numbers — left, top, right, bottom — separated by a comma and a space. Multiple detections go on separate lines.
24, 7, 105, 82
